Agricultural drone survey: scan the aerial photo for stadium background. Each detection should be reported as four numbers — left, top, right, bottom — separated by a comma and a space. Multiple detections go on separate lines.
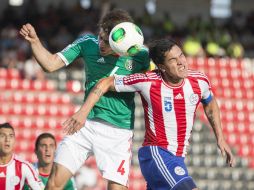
0, 0, 254, 189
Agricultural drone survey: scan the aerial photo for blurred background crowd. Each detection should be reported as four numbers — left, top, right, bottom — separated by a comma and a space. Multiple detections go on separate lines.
0, 0, 254, 189
0, 0, 254, 80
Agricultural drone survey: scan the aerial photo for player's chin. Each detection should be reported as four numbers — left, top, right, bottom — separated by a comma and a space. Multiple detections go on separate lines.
100, 50, 111, 56
100, 51, 107, 56
179, 69, 188, 78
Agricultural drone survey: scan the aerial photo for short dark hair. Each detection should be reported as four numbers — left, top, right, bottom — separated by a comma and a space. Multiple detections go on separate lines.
35, 133, 56, 151
149, 38, 179, 66
0, 122, 14, 132
99, 9, 134, 35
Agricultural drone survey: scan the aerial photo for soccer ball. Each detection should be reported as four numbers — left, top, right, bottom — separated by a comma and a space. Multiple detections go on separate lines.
109, 22, 144, 56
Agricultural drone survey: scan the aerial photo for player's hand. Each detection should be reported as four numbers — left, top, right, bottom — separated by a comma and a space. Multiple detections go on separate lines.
63, 110, 86, 135
19, 23, 39, 43
217, 138, 235, 167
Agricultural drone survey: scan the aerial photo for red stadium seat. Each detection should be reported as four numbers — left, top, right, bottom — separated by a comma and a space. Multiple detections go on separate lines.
66, 80, 83, 93
0, 68, 7, 78
0, 78, 7, 89
7, 68, 21, 79
21, 79, 32, 90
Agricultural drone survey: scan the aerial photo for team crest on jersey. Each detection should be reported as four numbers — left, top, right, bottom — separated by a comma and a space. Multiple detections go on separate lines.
189, 93, 199, 105
174, 166, 186, 176
10, 175, 20, 185
164, 97, 172, 112
125, 59, 134, 71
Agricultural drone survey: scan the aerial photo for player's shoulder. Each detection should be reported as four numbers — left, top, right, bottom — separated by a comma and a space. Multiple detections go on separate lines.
14, 155, 34, 168
187, 69, 209, 82
131, 45, 149, 62
126, 69, 160, 82
73, 34, 98, 45
145, 69, 161, 80
13, 154, 26, 163
133, 45, 149, 57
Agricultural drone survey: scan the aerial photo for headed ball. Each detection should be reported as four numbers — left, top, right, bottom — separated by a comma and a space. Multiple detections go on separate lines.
109, 22, 144, 56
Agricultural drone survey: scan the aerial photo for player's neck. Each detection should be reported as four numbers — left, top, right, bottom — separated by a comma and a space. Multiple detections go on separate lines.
0, 153, 13, 165
38, 163, 53, 175
161, 72, 184, 87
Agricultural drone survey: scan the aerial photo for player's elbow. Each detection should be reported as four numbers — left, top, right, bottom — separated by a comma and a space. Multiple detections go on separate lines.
44, 67, 56, 73
41, 66, 53, 73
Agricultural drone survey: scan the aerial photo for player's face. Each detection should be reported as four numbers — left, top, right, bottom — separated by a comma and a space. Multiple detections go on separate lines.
161, 45, 188, 84
0, 128, 15, 156
36, 138, 56, 165
98, 28, 114, 56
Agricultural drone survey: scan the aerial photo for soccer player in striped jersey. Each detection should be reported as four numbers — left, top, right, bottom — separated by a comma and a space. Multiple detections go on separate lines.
0, 123, 44, 190
64, 38, 235, 190
23, 133, 76, 190
20, 9, 150, 190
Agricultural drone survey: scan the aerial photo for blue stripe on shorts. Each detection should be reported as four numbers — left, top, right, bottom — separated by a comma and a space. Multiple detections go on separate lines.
138, 146, 196, 190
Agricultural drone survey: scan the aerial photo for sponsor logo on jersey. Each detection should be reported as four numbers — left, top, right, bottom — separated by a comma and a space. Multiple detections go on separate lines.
164, 97, 172, 112
174, 93, 183, 100
125, 59, 133, 71
10, 175, 20, 185
97, 57, 105, 63
0, 172, 5, 177
174, 166, 186, 176
189, 93, 199, 105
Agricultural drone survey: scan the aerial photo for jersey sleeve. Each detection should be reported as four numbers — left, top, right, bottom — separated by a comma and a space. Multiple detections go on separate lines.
199, 76, 212, 104
114, 73, 147, 92
57, 34, 94, 66
22, 162, 44, 190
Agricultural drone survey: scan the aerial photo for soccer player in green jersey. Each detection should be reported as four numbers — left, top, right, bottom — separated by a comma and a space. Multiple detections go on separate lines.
23, 133, 76, 190
20, 9, 150, 190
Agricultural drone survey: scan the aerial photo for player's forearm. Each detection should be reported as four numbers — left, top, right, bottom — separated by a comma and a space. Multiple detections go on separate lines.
78, 77, 115, 117
30, 38, 64, 72
203, 98, 224, 142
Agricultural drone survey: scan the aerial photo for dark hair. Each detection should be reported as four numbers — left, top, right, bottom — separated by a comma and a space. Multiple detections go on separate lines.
0, 122, 14, 132
149, 38, 179, 66
35, 133, 56, 151
99, 9, 134, 35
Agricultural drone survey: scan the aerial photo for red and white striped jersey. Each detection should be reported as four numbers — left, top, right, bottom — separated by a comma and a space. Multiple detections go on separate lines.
115, 70, 212, 157
0, 154, 44, 190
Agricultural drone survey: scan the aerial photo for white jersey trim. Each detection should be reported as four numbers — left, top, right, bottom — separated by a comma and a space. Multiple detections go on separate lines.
57, 52, 69, 66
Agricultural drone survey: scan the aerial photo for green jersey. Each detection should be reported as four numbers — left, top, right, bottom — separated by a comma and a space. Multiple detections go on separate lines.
23, 163, 76, 190
58, 34, 150, 129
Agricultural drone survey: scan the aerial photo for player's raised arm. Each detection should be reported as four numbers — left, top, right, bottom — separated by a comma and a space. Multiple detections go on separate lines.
20, 23, 65, 72
202, 97, 235, 167
63, 76, 116, 134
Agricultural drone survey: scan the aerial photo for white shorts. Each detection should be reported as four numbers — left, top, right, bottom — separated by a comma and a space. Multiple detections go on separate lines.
54, 119, 133, 186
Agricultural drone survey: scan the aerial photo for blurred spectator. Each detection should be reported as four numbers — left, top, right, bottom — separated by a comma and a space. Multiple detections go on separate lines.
162, 13, 175, 34
0, 1, 253, 70
23, 132, 76, 190
50, 26, 73, 51
0, 48, 19, 68
227, 41, 245, 58
183, 34, 205, 57
23, 56, 45, 80
206, 41, 226, 57
0, 122, 44, 190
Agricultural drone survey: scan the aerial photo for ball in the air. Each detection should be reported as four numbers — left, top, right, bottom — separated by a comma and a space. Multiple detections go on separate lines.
109, 22, 144, 56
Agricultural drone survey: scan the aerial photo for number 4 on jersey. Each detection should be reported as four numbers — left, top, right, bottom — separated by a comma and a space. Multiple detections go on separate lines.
117, 160, 125, 175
